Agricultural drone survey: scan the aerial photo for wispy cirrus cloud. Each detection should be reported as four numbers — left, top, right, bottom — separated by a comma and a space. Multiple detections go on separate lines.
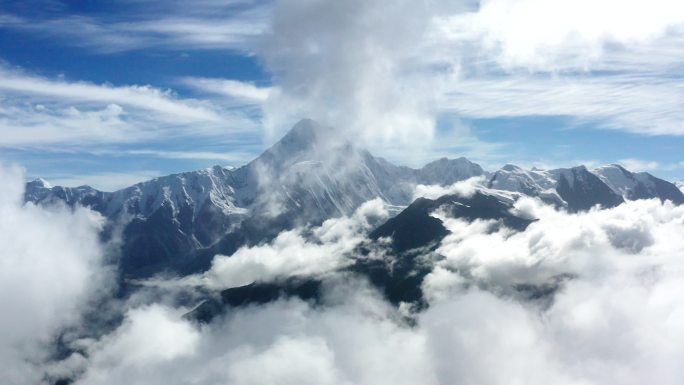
441, 73, 684, 136
121, 149, 255, 163
0, 64, 260, 148
0, 3, 270, 53
0, 65, 219, 121
180, 77, 272, 105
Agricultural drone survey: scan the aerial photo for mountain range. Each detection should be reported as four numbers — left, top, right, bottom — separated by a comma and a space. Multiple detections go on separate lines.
25, 119, 684, 283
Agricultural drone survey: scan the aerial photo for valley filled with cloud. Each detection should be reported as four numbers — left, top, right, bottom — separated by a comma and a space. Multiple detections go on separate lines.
3, 0, 684, 384
5, 163, 684, 384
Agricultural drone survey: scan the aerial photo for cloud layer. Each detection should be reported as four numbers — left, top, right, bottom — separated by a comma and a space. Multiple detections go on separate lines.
195, 199, 388, 290
19, 191, 682, 385
0, 164, 108, 384
0, 64, 259, 149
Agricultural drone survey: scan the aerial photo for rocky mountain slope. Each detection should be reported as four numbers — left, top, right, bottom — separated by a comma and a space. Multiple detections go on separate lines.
25, 119, 684, 278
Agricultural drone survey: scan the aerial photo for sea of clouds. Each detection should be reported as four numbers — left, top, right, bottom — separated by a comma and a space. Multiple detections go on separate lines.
4, 164, 684, 385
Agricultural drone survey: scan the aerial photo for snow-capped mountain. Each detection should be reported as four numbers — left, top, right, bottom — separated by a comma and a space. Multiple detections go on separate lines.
487, 164, 626, 211
678, 181, 684, 193
487, 163, 684, 211
24, 119, 684, 277
593, 164, 684, 205
486, 164, 566, 207
25, 119, 484, 276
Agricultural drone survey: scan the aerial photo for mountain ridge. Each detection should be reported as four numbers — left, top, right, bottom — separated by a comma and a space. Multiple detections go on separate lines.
24, 119, 684, 277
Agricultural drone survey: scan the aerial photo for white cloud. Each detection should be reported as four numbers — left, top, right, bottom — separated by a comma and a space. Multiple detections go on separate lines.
89, 305, 200, 368
257, 0, 453, 161
25, 194, 684, 385
222, 337, 342, 385
442, 74, 684, 136
617, 158, 661, 172
250, 0, 684, 162
0, 65, 260, 149
1, 5, 269, 53
0, 66, 218, 121
437, 0, 684, 71
66, 280, 437, 385
0, 164, 108, 384
194, 199, 388, 290
425, 197, 684, 296
122, 149, 255, 163
413, 176, 484, 200
181, 77, 272, 104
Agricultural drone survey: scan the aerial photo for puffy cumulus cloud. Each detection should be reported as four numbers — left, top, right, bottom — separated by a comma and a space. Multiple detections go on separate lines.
424, 197, 683, 295
195, 198, 389, 289
419, 197, 684, 384
438, 0, 684, 70
65, 280, 437, 385
420, 290, 577, 385
42, 196, 684, 385
0, 164, 108, 384
413, 176, 485, 200
71, 305, 201, 385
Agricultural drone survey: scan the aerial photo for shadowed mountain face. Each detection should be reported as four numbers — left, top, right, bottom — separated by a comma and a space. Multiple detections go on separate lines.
371, 192, 533, 253
184, 191, 537, 322
24, 119, 684, 278
358, 191, 535, 306
594, 164, 684, 205
553, 166, 625, 212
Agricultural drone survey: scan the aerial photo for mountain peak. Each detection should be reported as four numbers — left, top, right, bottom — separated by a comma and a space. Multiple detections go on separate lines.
27, 177, 51, 189
500, 164, 527, 173
596, 163, 630, 173
254, 119, 344, 170
279, 118, 334, 148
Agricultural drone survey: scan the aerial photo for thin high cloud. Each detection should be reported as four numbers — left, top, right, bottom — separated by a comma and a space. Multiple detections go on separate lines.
0, 3, 269, 53
0, 65, 218, 121
180, 77, 272, 105
442, 73, 684, 136
0, 64, 259, 148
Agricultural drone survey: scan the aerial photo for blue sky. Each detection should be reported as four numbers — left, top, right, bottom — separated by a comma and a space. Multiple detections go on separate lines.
1, 0, 684, 190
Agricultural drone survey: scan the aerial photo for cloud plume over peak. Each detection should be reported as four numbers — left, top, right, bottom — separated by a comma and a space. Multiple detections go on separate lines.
259, 0, 449, 156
